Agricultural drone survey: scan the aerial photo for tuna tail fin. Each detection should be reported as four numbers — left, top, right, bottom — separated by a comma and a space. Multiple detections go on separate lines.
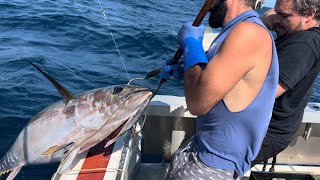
0, 153, 20, 179
25, 60, 76, 103
5, 165, 22, 180
0, 164, 22, 180
0, 168, 12, 177
52, 147, 80, 180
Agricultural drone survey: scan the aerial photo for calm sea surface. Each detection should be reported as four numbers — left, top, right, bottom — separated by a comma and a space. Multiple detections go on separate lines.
0, 0, 319, 179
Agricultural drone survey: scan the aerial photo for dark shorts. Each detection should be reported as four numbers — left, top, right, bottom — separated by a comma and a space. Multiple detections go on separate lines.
251, 136, 289, 167
165, 136, 240, 180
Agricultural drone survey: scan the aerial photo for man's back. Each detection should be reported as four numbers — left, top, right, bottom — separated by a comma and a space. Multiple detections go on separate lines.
267, 27, 320, 143
220, 21, 273, 112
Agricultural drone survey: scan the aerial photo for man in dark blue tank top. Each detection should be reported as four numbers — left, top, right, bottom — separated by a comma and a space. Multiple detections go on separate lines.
251, 0, 320, 167
161, 0, 279, 179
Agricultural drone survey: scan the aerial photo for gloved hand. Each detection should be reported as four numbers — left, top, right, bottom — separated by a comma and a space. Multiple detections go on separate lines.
178, 22, 208, 70
159, 58, 184, 81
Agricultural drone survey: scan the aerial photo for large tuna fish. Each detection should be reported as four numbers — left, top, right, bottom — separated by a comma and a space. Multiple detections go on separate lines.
0, 62, 153, 179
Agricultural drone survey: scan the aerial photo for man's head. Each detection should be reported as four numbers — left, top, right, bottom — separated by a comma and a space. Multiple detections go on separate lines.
208, 0, 255, 28
208, 0, 228, 28
274, 0, 320, 37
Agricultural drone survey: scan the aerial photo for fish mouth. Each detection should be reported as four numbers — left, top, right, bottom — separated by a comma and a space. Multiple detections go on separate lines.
119, 87, 154, 105
127, 87, 154, 99
108, 118, 129, 139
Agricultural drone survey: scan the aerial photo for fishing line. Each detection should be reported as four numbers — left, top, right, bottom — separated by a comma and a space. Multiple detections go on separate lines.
97, 0, 131, 81
96, 0, 165, 93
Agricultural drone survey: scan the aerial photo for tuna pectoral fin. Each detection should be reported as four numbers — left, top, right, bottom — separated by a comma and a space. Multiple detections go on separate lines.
56, 147, 80, 175
51, 172, 61, 180
104, 138, 117, 148
6, 165, 22, 180
51, 148, 80, 179
42, 142, 74, 156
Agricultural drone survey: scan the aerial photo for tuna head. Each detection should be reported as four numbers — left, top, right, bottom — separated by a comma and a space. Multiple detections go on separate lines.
72, 84, 153, 129
72, 84, 153, 152
99, 84, 153, 126
98, 84, 155, 148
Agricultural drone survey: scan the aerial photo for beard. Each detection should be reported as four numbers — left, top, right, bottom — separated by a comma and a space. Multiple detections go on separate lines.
291, 22, 304, 34
276, 21, 303, 39
208, 0, 228, 28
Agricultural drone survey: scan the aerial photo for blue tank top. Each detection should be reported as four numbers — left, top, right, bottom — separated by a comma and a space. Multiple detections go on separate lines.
196, 10, 279, 176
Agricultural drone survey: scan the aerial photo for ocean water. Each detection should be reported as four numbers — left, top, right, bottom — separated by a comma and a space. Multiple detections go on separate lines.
0, 0, 319, 179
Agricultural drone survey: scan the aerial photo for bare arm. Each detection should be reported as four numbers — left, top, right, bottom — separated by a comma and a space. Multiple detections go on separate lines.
184, 22, 272, 115
262, 10, 290, 98
276, 80, 288, 98
261, 9, 277, 31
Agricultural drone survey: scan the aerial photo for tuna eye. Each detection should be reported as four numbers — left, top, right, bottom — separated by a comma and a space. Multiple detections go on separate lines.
113, 86, 124, 94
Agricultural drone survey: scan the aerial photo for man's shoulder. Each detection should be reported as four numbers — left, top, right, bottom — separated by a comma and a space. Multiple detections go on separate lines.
230, 22, 271, 45
303, 27, 320, 34
280, 27, 320, 43
235, 21, 268, 33
276, 27, 320, 53
294, 27, 320, 40
224, 22, 272, 59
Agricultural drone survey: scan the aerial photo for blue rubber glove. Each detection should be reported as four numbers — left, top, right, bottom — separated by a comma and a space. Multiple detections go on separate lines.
178, 22, 208, 70
160, 58, 184, 81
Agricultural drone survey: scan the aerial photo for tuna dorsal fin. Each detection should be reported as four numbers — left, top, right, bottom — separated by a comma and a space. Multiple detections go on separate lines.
26, 61, 76, 102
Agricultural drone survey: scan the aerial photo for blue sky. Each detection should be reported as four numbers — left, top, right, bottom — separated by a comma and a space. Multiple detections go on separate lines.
265, 0, 276, 8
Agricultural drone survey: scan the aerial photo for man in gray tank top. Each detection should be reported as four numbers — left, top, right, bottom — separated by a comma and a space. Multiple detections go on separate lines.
160, 0, 279, 179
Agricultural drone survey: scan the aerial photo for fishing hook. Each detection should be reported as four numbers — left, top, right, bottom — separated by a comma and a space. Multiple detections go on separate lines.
127, 77, 165, 96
